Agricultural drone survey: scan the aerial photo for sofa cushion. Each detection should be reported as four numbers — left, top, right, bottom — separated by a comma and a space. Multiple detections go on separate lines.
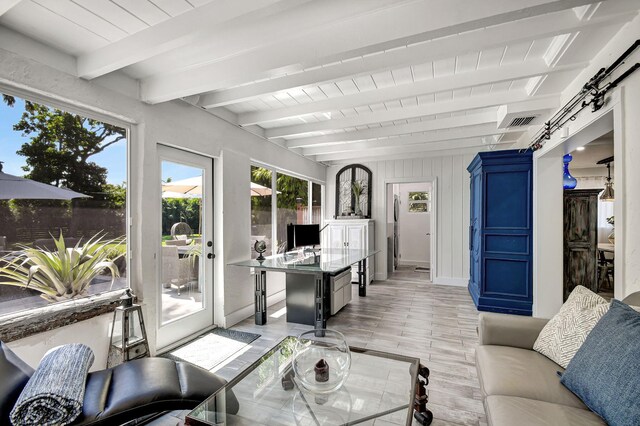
533, 286, 609, 368
561, 300, 640, 426
476, 345, 586, 409
485, 396, 605, 426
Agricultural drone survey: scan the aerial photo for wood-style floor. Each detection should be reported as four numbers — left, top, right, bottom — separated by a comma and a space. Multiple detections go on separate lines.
155, 275, 486, 426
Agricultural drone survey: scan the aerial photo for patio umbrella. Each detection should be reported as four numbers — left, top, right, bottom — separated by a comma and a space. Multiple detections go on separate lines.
251, 182, 273, 197
162, 176, 201, 196
162, 176, 273, 197
0, 166, 90, 200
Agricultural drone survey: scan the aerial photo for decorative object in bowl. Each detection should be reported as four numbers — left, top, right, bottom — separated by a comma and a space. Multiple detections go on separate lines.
293, 329, 351, 394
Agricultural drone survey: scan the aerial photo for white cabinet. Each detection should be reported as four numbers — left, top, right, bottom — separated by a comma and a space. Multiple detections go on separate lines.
324, 219, 374, 284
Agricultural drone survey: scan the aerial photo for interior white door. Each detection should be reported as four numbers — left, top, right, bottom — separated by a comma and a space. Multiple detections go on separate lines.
156, 145, 214, 350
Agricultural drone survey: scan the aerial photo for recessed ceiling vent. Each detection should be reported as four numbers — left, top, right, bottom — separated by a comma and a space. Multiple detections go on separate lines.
496, 100, 557, 129
508, 116, 536, 127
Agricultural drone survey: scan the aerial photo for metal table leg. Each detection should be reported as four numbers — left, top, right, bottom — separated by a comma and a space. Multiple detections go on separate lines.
358, 257, 367, 297
254, 269, 267, 325
315, 273, 326, 330
414, 364, 433, 425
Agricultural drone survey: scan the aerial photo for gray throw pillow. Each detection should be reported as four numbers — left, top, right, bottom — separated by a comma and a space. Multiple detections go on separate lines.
533, 286, 609, 368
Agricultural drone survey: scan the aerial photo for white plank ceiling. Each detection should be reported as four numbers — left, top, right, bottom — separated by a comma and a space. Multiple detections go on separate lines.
1, 0, 638, 164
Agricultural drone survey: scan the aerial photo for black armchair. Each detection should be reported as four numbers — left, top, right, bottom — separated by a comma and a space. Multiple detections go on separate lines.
0, 342, 238, 425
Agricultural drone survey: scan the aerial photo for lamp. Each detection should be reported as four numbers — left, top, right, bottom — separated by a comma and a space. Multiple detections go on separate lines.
562, 154, 577, 189
597, 156, 614, 201
107, 289, 150, 368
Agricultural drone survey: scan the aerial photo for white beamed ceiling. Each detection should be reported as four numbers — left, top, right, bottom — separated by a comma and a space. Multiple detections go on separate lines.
1, 0, 638, 165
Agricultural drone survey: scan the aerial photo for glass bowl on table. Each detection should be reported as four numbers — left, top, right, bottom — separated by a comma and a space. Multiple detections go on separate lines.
293, 329, 351, 394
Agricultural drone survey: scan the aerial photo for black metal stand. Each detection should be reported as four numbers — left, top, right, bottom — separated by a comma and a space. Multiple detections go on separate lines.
254, 270, 267, 325
358, 258, 367, 296
413, 364, 433, 425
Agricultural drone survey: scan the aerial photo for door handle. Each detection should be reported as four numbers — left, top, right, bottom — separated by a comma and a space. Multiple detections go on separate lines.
207, 253, 215, 259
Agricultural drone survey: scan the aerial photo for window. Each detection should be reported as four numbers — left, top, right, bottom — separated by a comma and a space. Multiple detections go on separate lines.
250, 166, 322, 256
0, 93, 128, 317
408, 191, 430, 213
251, 165, 273, 258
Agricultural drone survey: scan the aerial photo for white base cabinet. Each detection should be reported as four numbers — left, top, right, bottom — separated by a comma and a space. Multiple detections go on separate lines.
324, 219, 374, 284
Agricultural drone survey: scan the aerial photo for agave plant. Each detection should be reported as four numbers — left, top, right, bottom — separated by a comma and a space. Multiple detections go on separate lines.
0, 233, 125, 302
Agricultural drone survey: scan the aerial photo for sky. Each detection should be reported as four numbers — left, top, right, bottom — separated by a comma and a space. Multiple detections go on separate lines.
0, 96, 128, 184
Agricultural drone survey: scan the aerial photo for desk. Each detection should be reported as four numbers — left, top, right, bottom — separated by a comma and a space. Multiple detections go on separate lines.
229, 248, 378, 328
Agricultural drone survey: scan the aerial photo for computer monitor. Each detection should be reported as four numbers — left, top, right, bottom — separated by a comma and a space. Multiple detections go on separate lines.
286, 224, 320, 251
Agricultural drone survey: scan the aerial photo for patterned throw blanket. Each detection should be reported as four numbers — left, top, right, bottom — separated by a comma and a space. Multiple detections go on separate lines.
10, 344, 94, 426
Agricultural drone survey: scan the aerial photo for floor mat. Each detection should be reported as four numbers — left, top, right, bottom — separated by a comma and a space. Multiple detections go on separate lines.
161, 328, 260, 372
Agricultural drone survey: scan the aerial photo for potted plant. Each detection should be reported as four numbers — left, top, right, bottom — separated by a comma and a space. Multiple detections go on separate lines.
351, 180, 367, 216
0, 233, 124, 302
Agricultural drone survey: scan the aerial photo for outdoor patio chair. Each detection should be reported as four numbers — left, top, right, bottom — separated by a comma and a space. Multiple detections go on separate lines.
161, 246, 193, 295
170, 222, 194, 245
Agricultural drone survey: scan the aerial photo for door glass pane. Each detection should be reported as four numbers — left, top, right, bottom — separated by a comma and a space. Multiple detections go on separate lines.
161, 161, 204, 324
251, 166, 273, 259
276, 173, 308, 253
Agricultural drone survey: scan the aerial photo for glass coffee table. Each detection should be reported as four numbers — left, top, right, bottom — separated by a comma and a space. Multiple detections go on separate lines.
185, 336, 433, 426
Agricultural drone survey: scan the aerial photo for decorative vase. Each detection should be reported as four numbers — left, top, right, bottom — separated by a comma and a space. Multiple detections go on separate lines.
293, 329, 351, 394
354, 197, 362, 216
563, 154, 577, 189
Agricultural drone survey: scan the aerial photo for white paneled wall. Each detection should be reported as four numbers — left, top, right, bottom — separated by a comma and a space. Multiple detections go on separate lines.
326, 154, 474, 286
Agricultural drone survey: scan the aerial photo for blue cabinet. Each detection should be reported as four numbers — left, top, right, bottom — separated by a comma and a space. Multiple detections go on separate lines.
467, 150, 533, 316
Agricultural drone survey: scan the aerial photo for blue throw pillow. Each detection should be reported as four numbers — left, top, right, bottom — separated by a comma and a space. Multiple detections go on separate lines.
561, 299, 640, 426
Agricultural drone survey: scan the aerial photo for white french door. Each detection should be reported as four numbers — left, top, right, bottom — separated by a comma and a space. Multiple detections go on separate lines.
156, 145, 214, 350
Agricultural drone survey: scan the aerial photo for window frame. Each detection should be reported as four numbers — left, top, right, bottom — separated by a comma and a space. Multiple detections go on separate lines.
0, 86, 132, 340
407, 191, 431, 213
250, 162, 324, 254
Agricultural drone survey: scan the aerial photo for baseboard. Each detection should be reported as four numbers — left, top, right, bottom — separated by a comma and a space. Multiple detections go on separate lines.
432, 277, 468, 287
224, 290, 286, 328
398, 260, 430, 268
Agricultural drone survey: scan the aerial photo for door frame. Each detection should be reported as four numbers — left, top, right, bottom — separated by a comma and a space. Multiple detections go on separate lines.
156, 144, 215, 351
383, 177, 438, 281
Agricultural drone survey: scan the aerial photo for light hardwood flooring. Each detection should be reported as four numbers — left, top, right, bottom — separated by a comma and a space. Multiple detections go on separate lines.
153, 278, 485, 426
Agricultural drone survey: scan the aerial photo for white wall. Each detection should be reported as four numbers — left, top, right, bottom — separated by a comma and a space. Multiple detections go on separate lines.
520, 14, 640, 316
396, 182, 431, 267
326, 155, 472, 286
0, 38, 325, 365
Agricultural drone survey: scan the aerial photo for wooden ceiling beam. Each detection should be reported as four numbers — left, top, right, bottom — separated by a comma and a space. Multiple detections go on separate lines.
302, 124, 519, 156
286, 111, 497, 148
141, 0, 595, 103
198, 8, 630, 108
76, 0, 290, 79
313, 137, 513, 162
265, 92, 558, 138
238, 60, 583, 126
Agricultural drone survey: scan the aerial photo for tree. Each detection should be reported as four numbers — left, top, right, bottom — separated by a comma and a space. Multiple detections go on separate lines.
251, 167, 308, 209
2, 94, 125, 195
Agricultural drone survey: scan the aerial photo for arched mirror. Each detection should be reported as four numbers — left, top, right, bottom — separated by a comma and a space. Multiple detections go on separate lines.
335, 164, 372, 218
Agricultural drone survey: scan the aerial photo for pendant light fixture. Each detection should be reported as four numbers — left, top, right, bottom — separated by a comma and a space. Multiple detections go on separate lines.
597, 156, 614, 201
